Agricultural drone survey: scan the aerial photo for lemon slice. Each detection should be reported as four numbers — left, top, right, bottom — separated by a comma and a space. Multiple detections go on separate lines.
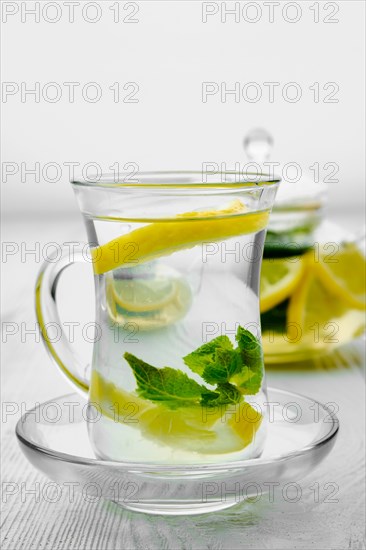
262, 332, 319, 363
260, 257, 305, 313
314, 243, 366, 309
177, 198, 247, 218
92, 201, 269, 274
138, 399, 262, 455
287, 268, 365, 351
109, 277, 177, 313
106, 266, 193, 330
90, 370, 262, 454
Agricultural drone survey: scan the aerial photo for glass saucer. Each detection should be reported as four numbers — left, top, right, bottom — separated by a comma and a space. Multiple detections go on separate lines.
16, 388, 339, 516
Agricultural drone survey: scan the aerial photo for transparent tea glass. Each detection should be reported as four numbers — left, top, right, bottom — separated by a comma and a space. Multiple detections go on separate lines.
36, 171, 280, 464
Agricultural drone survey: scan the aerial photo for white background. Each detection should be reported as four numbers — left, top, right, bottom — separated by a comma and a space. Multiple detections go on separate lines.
1, 0, 365, 222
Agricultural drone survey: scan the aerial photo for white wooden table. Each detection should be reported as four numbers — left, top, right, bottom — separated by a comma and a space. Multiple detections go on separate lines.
1, 214, 365, 550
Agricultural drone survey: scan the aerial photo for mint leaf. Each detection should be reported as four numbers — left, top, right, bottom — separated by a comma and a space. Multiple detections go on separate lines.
124, 352, 213, 409
183, 329, 264, 394
201, 348, 242, 385
201, 382, 242, 407
230, 366, 260, 394
231, 327, 264, 394
183, 335, 233, 376
235, 327, 263, 368
123, 352, 204, 407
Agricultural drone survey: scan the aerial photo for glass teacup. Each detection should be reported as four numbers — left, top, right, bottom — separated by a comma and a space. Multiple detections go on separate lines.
36, 171, 280, 464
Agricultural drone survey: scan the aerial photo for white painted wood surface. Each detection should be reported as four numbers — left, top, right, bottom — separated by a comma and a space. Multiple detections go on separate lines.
1, 215, 365, 550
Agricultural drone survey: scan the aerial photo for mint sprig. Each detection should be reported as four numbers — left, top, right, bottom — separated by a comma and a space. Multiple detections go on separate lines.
123, 326, 264, 409
184, 327, 263, 394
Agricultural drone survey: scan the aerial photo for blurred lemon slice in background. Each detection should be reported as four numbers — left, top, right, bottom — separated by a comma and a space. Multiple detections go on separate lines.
261, 243, 366, 361
314, 243, 366, 309
260, 257, 305, 313
287, 268, 365, 349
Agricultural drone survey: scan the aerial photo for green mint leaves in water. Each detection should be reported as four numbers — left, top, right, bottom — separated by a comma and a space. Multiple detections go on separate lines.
183, 328, 263, 394
123, 353, 210, 408
123, 326, 263, 410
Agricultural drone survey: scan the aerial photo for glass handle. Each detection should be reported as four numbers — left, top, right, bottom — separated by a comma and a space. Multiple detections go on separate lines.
35, 246, 91, 395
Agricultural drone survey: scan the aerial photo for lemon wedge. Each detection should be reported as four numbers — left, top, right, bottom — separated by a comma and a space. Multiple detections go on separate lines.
287, 264, 365, 351
92, 200, 269, 274
287, 261, 365, 349
260, 257, 305, 313
314, 243, 366, 309
90, 370, 262, 454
